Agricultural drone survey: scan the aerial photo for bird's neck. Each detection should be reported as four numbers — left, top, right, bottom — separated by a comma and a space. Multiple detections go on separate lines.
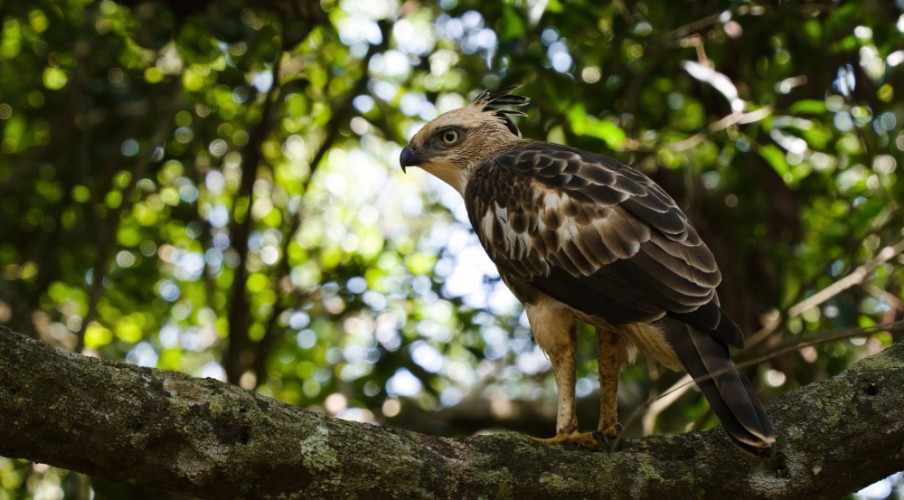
425, 161, 473, 196
430, 137, 525, 196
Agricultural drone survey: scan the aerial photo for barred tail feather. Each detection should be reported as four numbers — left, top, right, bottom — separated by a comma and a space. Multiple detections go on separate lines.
661, 317, 776, 457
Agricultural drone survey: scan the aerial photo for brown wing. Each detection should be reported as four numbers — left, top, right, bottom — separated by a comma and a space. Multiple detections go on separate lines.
465, 141, 742, 348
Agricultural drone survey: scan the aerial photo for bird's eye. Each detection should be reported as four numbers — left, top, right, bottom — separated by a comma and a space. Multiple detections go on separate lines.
442, 129, 460, 144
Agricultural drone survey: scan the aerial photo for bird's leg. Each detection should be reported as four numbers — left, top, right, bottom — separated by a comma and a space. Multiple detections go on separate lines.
531, 313, 578, 436
596, 326, 628, 449
524, 299, 606, 451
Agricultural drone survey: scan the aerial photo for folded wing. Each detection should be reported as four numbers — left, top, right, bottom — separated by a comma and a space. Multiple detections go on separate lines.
466, 142, 738, 347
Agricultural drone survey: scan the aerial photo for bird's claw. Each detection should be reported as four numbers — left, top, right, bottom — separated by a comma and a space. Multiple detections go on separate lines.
596, 422, 623, 452
531, 428, 621, 453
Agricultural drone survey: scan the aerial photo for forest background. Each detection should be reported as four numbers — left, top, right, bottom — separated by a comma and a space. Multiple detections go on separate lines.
1, 0, 903, 497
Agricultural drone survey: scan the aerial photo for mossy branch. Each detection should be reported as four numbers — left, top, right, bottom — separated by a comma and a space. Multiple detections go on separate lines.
1, 326, 902, 498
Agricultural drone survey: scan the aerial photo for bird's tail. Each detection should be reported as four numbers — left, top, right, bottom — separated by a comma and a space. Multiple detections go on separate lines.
660, 317, 776, 458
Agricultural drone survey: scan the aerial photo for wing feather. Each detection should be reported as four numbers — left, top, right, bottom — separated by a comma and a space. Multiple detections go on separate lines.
466, 142, 736, 344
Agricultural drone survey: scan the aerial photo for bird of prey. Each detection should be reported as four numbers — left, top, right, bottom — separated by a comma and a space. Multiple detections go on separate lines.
399, 85, 776, 457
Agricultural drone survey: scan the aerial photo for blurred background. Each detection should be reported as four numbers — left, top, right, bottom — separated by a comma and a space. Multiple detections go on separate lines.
0, 0, 903, 497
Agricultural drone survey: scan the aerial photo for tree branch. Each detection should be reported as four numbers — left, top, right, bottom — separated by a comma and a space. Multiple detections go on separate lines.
1, 325, 901, 498
223, 39, 286, 385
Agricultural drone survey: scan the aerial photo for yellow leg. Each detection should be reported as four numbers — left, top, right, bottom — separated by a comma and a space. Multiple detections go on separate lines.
597, 327, 628, 441
526, 298, 578, 436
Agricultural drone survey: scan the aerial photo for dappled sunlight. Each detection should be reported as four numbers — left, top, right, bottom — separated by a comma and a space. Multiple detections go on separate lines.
1, 0, 903, 496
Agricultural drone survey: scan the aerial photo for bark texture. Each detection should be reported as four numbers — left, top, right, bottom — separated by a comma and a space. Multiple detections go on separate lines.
1, 325, 902, 499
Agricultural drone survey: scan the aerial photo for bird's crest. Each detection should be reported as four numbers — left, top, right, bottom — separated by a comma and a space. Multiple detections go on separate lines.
471, 85, 529, 137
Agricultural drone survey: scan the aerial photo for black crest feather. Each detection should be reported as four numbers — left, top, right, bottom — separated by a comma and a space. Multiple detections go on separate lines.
472, 84, 529, 137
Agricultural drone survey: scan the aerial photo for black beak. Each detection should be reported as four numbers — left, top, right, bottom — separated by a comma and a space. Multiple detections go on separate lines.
400, 145, 419, 173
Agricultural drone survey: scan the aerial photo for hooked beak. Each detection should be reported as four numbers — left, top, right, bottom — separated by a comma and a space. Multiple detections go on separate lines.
399, 145, 420, 173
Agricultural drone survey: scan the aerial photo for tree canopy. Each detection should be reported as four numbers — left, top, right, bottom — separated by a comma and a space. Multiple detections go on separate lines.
1, 0, 902, 497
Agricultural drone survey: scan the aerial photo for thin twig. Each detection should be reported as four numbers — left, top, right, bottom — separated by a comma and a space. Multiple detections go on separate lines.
637, 239, 904, 433
631, 319, 904, 438
787, 239, 904, 318
861, 282, 904, 313
669, 106, 772, 152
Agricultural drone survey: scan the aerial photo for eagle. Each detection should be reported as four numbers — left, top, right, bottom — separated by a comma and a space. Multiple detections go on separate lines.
399, 85, 776, 457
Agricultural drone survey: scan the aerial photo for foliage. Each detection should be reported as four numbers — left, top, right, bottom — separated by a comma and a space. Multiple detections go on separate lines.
0, 0, 902, 496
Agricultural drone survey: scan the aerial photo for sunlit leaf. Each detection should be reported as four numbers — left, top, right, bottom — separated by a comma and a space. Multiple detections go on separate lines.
789, 99, 828, 115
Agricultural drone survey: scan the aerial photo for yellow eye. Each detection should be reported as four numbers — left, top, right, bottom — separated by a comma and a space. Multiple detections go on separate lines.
442, 129, 459, 144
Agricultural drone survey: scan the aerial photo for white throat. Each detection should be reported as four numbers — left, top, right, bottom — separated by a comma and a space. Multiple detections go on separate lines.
422, 162, 472, 197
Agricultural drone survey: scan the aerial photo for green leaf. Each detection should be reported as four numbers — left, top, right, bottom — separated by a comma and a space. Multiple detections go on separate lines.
499, 5, 526, 42
759, 144, 789, 178
789, 99, 827, 115
567, 104, 626, 149
84, 323, 113, 348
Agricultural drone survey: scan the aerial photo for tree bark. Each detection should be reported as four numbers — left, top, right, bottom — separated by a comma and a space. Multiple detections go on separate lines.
1, 325, 902, 499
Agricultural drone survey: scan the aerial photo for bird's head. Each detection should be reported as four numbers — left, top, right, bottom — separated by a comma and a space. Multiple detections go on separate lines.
399, 85, 529, 194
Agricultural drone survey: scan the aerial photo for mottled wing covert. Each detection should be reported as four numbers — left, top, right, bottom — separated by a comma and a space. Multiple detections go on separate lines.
466, 142, 740, 346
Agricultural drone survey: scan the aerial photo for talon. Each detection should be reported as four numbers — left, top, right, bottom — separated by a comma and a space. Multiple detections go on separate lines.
595, 422, 623, 452
591, 431, 611, 452
530, 431, 608, 451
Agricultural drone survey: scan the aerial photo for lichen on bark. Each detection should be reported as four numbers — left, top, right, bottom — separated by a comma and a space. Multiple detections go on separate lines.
1, 326, 902, 498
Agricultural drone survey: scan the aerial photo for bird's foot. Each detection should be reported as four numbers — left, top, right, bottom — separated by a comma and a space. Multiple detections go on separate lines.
597, 422, 623, 451
597, 422, 622, 437
531, 428, 620, 452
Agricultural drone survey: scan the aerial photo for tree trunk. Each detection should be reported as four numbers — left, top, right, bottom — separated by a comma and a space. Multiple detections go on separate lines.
1, 325, 901, 499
